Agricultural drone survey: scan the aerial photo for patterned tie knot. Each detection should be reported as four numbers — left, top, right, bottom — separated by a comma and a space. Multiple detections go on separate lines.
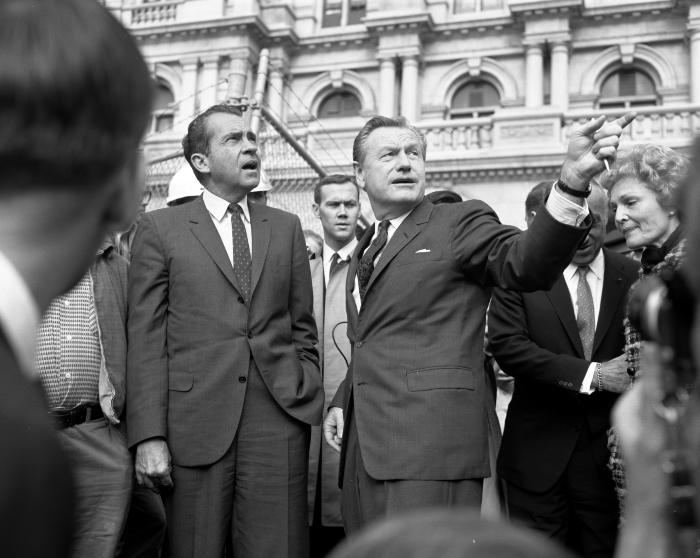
577, 265, 590, 278
230, 203, 243, 216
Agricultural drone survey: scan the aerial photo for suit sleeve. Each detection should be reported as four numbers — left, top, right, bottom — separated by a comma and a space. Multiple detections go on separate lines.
488, 286, 590, 391
126, 213, 170, 448
288, 217, 322, 416
451, 200, 588, 292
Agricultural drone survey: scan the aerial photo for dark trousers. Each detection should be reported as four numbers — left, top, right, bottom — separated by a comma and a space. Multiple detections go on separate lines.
163, 361, 311, 558
59, 418, 132, 558
341, 412, 483, 534
504, 426, 619, 558
118, 486, 166, 558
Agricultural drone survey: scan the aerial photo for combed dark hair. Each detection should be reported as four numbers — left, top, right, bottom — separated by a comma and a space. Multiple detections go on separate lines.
313, 174, 359, 203
0, 0, 153, 191
601, 143, 688, 211
182, 104, 244, 185
329, 509, 576, 558
352, 116, 427, 165
525, 181, 553, 215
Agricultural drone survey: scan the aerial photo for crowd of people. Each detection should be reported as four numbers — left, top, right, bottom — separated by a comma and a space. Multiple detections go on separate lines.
2, 1, 700, 558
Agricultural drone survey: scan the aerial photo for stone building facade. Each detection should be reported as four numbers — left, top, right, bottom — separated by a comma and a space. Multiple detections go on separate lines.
106, 0, 700, 227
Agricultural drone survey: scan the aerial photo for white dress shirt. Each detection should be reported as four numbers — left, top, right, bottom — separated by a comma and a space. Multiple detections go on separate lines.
0, 250, 40, 377
323, 238, 358, 287
563, 249, 605, 393
202, 189, 252, 266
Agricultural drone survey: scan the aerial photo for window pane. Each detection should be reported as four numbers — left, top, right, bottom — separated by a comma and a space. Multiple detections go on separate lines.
155, 114, 174, 132
452, 80, 500, 109
154, 81, 174, 110
318, 91, 361, 118
322, 0, 342, 27
600, 69, 655, 98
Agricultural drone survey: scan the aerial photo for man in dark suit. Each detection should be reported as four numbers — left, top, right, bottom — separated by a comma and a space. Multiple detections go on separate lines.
488, 182, 638, 557
0, 1, 152, 556
308, 175, 360, 556
323, 113, 634, 532
127, 104, 323, 558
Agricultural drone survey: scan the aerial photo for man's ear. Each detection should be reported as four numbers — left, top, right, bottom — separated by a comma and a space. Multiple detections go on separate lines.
354, 161, 366, 190
312, 202, 321, 219
190, 152, 209, 175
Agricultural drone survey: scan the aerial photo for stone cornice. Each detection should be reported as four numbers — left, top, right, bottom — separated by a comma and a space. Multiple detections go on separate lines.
509, 0, 581, 17
362, 11, 435, 35
131, 15, 270, 42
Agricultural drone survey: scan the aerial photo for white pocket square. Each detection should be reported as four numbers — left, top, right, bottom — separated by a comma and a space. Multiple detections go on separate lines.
415, 248, 431, 253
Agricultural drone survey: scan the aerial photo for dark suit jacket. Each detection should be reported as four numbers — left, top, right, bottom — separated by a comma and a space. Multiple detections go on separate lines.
0, 332, 74, 557
331, 198, 589, 483
126, 197, 322, 467
489, 248, 638, 492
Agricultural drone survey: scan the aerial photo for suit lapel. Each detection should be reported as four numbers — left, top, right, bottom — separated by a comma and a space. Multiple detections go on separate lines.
592, 249, 627, 355
545, 276, 585, 357
189, 198, 240, 292
365, 199, 432, 295
249, 202, 270, 297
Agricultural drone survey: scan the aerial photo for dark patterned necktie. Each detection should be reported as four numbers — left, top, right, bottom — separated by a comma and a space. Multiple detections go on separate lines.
357, 220, 389, 301
576, 265, 595, 360
230, 204, 252, 303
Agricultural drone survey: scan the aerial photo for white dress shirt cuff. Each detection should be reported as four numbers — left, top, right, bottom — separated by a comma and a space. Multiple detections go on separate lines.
545, 184, 590, 226
580, 362, 598, 394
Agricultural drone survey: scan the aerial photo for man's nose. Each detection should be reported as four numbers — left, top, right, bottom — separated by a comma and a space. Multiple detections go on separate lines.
395, 150, 411, 170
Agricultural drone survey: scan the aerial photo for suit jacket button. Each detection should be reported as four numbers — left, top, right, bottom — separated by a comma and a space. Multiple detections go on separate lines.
356, 341, 363, 348
238, 376, 247, 383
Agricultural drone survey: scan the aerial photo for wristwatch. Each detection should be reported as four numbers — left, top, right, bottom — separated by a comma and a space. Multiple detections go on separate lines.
555, 178, 592, 198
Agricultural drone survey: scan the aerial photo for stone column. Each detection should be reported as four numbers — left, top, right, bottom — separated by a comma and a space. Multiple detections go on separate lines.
179, 58, 199, 132
378, 56, 396, 116
690, 29, 700, 104
267, 65, 285, 117
199, 55, 220, 111
525, 43, 544, 107
550, 42, 569, 110
400, 56, 419, 122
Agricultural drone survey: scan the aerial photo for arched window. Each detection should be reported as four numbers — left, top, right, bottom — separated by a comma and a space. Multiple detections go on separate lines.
599, 68, 657, 109
152, 79, 175, 133
317, 90, 361, 118
449, 80, 500, 119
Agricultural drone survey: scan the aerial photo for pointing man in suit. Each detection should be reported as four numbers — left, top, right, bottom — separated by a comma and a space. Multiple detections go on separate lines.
308, 174, 360, 556
0, 1, 152, 556
488, 182, 638, 557
323, 113, 634, 532
127, 104, 323, 558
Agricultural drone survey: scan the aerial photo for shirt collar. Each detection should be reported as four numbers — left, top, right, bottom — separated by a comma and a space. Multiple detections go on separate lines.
324, 238, 358, 264
0, 250, 40, 377
564, 249, 605, 282
203, 189, 250, 223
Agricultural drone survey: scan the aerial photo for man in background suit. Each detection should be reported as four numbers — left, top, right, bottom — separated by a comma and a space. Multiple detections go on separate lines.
0, 0, 152, 556
308, 174, 360, 556
127, 103, 322, 558
488, 183, 638, 557
323, 113, 634, 532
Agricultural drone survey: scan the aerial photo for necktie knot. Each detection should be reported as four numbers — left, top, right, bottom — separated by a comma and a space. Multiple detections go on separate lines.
577, 265, 590, 278
328, 252, 347, 278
